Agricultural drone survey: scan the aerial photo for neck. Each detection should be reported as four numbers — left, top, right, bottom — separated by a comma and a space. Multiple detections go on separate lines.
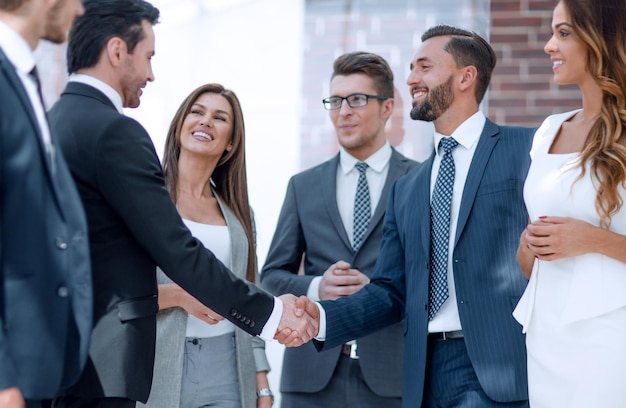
176, 151, 218, 199
434, 104, 479, 136
578, 79, 603, 123
0, 10, 40, 50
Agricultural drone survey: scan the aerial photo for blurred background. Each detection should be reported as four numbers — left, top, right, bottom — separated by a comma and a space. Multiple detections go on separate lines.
36, 0, 575, 404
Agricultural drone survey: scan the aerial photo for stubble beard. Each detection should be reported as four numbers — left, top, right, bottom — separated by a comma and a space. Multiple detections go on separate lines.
409, 76, 454, 122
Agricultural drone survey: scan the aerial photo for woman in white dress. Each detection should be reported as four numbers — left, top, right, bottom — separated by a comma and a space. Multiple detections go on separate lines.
139, 84, 273, 408
513, 1, 626, 407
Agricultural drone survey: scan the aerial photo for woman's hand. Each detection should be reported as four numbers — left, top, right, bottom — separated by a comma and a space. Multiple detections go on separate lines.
158, 283, 224, 324
524, 216, 599, 261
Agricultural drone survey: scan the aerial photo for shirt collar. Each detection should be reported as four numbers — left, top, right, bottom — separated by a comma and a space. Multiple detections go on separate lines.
433, 111, 485, 157
68, 73, 124, 114
339, 141, 392, 175
0, 21, 36, 75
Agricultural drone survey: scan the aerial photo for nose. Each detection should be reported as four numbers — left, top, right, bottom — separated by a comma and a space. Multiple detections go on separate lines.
338, 98, 353, 115
544, 34, 557, 55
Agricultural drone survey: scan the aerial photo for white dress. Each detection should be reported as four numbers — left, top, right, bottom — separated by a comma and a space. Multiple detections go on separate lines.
513, 110, 626, 408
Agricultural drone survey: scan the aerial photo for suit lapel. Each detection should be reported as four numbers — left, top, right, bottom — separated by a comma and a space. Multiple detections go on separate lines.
322, 155, 352, 251
454, 119, 500, 247
0, 47, 64, 215
216, 195, 248, 280
419, 152, 435, 257
359, 149, 408, 247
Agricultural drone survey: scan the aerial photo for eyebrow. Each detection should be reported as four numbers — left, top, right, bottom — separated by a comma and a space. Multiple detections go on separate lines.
410, 57, 431, 69
192, 103, 231, 117
554, 22, 574, 29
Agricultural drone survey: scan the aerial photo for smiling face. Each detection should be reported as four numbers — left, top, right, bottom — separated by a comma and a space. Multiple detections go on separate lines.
120, 20, 155, 108
328, 73, 393, 160
179, 92, 234, 160
544, 1, 590, 86
406, 36, 462, 123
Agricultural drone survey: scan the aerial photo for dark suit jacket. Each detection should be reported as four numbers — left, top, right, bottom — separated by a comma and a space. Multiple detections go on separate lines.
261, 149, 417, 396
0, 48, 92, 399
47, 82, 275, 403
317, 120, 533, 407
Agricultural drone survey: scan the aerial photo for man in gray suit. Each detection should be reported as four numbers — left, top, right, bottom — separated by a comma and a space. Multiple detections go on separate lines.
262, 51, 417, 408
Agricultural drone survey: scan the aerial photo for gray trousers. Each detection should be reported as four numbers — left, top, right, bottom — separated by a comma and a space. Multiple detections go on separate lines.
180, 332, 241, 408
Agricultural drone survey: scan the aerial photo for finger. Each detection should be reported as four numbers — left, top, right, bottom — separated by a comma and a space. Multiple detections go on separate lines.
294, 296, 309, 317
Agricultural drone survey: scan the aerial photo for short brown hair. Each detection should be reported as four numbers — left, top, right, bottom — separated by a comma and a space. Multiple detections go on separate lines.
331, 51, 394, 99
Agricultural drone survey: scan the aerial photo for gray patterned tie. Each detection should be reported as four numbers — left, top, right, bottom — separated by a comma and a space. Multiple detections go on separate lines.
428, 137, 458, 320
28, 66, 56, 175
352, 162, 371, 252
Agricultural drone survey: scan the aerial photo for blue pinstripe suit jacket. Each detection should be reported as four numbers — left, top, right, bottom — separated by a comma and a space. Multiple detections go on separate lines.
318, 119, 534, 407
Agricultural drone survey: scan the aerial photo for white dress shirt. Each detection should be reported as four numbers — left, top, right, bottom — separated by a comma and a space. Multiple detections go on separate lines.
427, 111, 484, 333
0, 21, 51, 145
307, 142, 392, 301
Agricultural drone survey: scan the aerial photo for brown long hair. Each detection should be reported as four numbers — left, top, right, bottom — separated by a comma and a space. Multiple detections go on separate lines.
162, 83, 256, 282
562, 0, 626, 227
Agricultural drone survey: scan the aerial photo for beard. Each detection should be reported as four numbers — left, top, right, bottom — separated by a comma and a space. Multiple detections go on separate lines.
410, 75, 454, 122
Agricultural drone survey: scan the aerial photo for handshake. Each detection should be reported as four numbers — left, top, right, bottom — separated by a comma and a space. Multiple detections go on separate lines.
274, 294, 321, 347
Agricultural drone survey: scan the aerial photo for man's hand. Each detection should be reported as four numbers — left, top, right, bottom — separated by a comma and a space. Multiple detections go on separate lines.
0, 387, 25, 408
318, 260, 370, 300
274, 294, 320, 346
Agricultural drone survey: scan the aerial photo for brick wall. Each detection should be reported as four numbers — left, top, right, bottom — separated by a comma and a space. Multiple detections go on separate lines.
488, 0, 581, 127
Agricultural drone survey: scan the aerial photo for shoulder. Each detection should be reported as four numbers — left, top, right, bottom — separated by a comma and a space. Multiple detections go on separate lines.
290, 155, 338, 183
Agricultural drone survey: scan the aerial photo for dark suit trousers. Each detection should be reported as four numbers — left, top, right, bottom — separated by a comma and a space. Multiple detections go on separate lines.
422, 337, 529, 408
52, 396, 135, 408
280, 355, 402, 408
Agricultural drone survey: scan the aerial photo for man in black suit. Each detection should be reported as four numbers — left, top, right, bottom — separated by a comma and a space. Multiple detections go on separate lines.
47, 1, 316, 407
262, 52, 417, 408
0, 0, 91, 407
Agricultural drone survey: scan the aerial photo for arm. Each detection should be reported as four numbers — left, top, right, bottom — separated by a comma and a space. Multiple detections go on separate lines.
525, 216, 626, 263
0, 388, 24, 408
517, 220, 535, 279
157, 283, 224, 325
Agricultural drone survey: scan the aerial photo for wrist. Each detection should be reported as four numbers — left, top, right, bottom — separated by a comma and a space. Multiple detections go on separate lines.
256, 388, 274, 404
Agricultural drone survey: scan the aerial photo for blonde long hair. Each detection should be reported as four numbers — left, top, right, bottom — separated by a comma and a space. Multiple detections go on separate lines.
564, 0, 626, 228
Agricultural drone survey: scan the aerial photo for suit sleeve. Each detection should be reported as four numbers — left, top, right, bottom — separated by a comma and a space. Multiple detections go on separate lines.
261, 177, 316, 296
95, 116, 274, 335
317, 180, 407, 349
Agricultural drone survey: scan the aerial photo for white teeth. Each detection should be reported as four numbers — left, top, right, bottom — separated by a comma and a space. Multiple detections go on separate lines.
192, 131, 213, 141
553, 60, 563, 68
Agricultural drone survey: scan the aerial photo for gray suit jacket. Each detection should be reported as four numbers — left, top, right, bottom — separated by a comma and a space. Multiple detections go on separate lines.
139, 197, 269, 408
261, 149, 417, 396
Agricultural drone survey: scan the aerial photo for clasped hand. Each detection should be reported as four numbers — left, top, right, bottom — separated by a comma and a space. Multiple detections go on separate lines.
274, 294, 320, 347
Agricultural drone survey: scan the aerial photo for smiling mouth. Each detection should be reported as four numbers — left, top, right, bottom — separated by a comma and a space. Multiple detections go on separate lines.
192, 131, 213, 141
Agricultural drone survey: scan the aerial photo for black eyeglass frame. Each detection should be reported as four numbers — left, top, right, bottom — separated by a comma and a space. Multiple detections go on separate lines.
321, 93, 389, 110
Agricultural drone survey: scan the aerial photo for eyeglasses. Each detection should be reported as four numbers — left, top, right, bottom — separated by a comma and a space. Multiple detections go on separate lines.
322, 93, 388, 110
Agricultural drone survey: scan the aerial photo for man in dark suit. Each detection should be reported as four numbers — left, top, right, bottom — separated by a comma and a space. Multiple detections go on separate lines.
282, 25, 534, 407
46, 1, 316, 407
0, 0, 91, 407
262, 52, 417, 408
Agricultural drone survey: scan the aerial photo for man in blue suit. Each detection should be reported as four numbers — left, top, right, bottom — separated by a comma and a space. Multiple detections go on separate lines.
0, 0, 91, 407
281, 25, 533, 407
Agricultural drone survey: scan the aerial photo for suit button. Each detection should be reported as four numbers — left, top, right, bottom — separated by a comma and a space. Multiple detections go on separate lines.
245, 318, 251, 325
56, 237, 68, 250
236, 313, 242, 319
250, 321, 255, 328
57, 286, 69, 298
230, 309, 237, 317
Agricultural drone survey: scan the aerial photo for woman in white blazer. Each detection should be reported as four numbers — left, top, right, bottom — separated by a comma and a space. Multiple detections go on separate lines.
138, 84, 272, 408
514, 1, 626, 407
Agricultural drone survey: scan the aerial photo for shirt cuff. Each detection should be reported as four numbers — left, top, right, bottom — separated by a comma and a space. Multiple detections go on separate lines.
259, 296, 283, 340
314, 302, 327, 341
307, 276, 323, 302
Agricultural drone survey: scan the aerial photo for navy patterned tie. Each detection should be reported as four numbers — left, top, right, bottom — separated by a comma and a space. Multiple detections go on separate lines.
428, 137, 458, 320
352, 162, 371, 252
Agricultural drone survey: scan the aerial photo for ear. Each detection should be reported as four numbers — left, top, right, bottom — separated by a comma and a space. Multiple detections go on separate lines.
105, 37, 127, 68
381, 97, 395, 120
458, 65, 478, 93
